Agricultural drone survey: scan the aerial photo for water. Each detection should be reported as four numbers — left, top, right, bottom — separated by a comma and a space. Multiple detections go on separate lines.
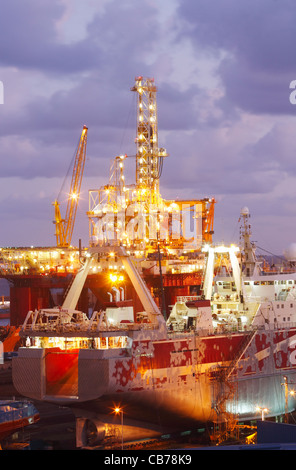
0, 278, 9, 297
0, 278, 10, 325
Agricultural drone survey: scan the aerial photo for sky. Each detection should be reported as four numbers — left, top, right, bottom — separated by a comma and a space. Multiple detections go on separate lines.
1, 0, 296, 257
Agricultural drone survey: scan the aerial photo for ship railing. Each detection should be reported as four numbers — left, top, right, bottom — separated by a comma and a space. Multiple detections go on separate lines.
244, 295, 262, 302
87, 321, 159, 334
261, 320, 296, 331
21, 309, 41, 332
167, 324, 260, 339
20, 309, 61, 332
165, 320, 296, 341
21, 310, 159, 335
86, 309, 158, 333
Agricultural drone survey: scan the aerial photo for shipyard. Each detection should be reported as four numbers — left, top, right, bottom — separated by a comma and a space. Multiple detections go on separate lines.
1, 1, 296, 453
2, 76, 296, 451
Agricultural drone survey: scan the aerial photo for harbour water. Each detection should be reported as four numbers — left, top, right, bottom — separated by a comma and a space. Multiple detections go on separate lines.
0, 278, 10, 326
0, 278, 9, 296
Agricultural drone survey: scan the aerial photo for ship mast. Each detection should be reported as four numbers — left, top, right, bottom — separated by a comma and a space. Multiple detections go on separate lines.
239, 207, 260, 277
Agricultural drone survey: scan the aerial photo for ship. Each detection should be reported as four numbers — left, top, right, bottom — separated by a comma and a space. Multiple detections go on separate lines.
8, 77, 296, 447
0, 399, 39, 444
11, 207, 296, 447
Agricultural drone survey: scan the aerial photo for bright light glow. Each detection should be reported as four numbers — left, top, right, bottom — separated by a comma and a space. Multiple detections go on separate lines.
109, 273, 117, 282
256, 406, 269, 420
202, 244, 210, 252
109, 273, 124, 283
202, 244, 239, 254
256, 406, 268, 412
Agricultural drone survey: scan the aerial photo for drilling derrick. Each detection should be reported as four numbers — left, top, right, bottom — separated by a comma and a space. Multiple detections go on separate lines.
131, 76, 168, 205
88, 77, 215, 254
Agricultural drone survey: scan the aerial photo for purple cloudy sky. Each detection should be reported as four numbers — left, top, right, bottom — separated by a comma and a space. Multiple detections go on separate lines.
0, 0, 296, 255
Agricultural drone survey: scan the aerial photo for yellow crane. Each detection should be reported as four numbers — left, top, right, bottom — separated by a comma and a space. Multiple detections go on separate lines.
53, 125, 88, 247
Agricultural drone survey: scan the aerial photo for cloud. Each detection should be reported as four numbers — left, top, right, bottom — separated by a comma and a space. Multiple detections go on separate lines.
0, 0, 98, 73
0, 0, 296, 251
178, 0, 296, 115
0, 0, 181, 179
244, 121, 296, 175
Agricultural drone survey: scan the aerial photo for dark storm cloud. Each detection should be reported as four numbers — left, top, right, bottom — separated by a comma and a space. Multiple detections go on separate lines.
157, 83, 202, 130
0, 0, 296, 250
0, 0, 160, 75
218, 56, 294, 115
243, 121, 296, 175
0, 0, 203, 181
0, 0, 160, 180
160, 125, 283, 199
0, 0, 97, 73
180, 0, 296, 69
0, 0, 294, 186
178, 0, 296, 115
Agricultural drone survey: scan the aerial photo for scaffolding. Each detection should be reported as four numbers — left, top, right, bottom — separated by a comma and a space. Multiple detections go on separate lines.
210, 329, 257, 444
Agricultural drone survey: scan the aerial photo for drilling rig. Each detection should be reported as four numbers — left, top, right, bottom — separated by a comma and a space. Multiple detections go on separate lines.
88, 77, 215, 256
3, 78, 216, 326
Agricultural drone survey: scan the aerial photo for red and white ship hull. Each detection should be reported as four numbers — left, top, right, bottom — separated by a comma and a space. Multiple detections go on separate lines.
12, 326, 296, 436
11, 245, 296, 445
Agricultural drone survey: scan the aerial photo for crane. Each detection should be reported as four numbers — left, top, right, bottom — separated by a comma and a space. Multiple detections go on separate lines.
53, 125, 88, 247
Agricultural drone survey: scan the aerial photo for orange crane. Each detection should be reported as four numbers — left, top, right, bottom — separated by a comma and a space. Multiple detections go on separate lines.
53, 125, 88, 247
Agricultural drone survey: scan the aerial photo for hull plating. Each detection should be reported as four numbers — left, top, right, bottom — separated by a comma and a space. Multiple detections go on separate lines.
12, 327, 296, 426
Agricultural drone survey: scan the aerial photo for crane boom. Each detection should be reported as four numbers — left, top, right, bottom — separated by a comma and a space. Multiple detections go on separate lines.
53, 125, 88, 247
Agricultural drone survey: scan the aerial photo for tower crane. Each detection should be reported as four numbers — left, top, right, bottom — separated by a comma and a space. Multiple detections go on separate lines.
53, 125, 88, 247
